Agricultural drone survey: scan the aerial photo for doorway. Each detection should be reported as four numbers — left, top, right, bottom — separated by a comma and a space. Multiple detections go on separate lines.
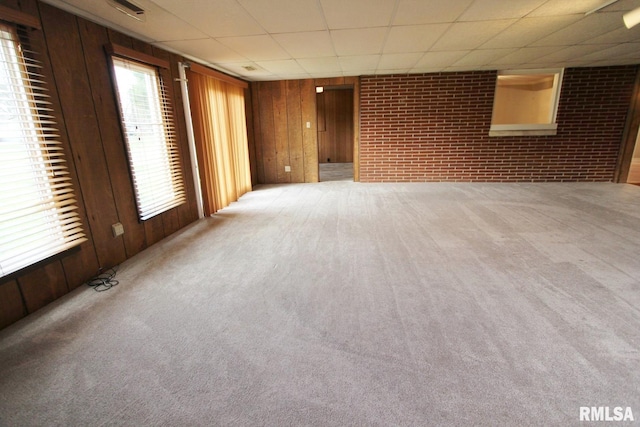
627, 128, 640, 184
316, 87, 354, 181
617, 70, 640, 184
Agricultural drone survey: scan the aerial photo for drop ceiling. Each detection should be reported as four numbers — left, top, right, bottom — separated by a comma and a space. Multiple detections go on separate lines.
41, 0, 640, 81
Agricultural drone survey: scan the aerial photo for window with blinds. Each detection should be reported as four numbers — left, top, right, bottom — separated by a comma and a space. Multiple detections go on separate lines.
111, 56, 185, 221
0, 21, 87, 278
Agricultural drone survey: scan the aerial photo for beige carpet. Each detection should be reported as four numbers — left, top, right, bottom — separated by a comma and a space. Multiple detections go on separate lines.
1, 182, 639, 426
319, 162, 353, 181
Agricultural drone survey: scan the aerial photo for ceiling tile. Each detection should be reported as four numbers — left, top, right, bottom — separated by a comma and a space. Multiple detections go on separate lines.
383, 24, 451, 53
129, 13, 206, 42
255, 59, 308, 75
237, 0, 326, 33
452, 48, 518, 66
445, 64, 496, 72
84, 0, 208, 42
482, 15, 582, 49
249, 75, 281, 81
37, 0, 640, 81
531, 12, 625, 47
151, 0, 264, 37
215, 62, 275, 79
339, 55, 381, 72
161, 38, 246, 63
279, 74, 315, 80
42, 0, 149, 41
377, 52, 423, 69
413, 51, 469, 69
575, 43, 640, 61
535, 44, 614, 63
617, 42, 640, 59
330, 28, 388, 55
431, 20, 516, 51
580, 26, 640, 44
344, 71, 376, 78
459, 0, 547, 21
272, 31, 336, 58
297, 57, 343, 74
218, 35, 291, 61
594, 57, 640, 66
376, 68, 412, 75
491, 46, 563, 66
393, 0, 474, 25
320, 0, 397, 29
528, 0, 612, 17
410, 66, 447, 73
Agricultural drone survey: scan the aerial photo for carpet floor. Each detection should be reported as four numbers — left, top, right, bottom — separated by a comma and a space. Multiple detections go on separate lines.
1, 182, 639, 426
319, 162, 353, 182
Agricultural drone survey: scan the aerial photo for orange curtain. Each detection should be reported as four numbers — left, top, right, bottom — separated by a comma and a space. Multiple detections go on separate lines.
187, 71, 252, 215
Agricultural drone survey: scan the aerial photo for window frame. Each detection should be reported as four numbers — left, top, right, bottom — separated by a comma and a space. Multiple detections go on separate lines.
0, 13, 87, 278
489, 68, 564, 137
107, 43, 186, 221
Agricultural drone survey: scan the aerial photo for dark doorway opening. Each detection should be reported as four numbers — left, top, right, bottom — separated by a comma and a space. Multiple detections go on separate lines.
317, 87, 354, 181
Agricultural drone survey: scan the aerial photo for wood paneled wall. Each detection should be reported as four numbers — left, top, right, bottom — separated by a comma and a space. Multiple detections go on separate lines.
251, 79, 317, 183
317, 89, 354, 163
250, 77, 360, 183
0, 0, 199, 330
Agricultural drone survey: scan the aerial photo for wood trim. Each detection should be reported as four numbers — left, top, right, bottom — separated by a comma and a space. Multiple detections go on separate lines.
615, 66, 640, 183
0, 5, 41, 29
189, 62, 248, 89
0, 280, 26, 329
314, 76, 360, 181
347, 76, 360, 182
300, 79, 318, 183
105, 43, 169, 69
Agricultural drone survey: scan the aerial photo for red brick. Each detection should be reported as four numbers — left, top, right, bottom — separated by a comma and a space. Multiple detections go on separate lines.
359, 66, 638, 182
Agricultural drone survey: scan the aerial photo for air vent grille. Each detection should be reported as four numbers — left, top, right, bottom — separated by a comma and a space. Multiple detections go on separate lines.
108, 0, 146, 21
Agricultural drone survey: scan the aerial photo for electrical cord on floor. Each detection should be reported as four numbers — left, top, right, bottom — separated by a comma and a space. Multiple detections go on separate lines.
87, 266, 119, 292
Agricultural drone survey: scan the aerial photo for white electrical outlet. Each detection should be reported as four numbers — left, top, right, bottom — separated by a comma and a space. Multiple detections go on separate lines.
111, 222, 124, 237
284, 165, 291, 172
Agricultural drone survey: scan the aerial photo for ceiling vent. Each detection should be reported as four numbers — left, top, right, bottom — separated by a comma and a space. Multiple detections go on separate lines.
242, 66, 257, 72
107, 0, 146, 21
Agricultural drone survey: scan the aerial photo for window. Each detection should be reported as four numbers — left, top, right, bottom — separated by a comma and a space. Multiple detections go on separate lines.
489, 69, 563, 136
0, 21, 87, 278
110, 51, 185, 221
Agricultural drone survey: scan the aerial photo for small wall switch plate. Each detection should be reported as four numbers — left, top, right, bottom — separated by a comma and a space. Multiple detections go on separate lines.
284, 165, 291, 172
112, 222, 124, 237
306, 121, 311, 128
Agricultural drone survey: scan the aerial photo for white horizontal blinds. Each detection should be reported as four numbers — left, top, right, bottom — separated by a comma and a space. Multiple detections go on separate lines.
111, 57, 186, 221
0, 22, 87, 277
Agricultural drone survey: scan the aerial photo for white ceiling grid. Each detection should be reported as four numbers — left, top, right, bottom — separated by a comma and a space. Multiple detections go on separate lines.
41, 0, 640, 81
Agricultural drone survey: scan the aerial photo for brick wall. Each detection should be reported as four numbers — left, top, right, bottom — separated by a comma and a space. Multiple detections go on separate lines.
359, 66, 638, 182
